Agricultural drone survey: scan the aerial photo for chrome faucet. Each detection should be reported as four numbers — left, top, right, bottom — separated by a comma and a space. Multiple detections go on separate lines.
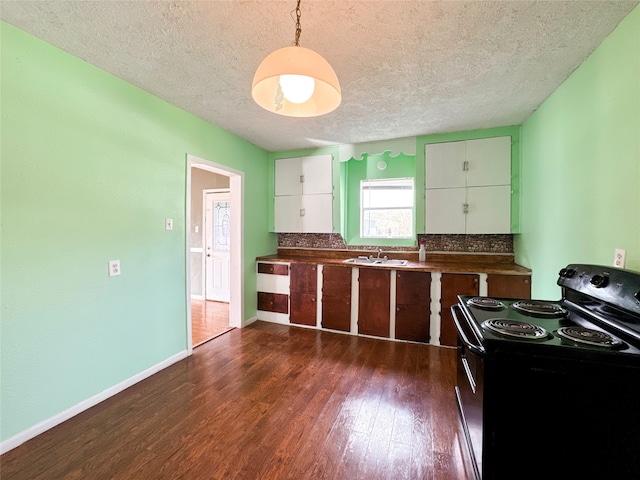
377, 248, 382, 258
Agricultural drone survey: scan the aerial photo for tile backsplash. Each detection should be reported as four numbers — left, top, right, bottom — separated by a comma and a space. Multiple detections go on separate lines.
278, 233, 513, 253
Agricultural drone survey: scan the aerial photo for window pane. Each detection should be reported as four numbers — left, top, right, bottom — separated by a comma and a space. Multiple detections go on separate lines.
361, 178, 414, 238
362, 208, 413, 238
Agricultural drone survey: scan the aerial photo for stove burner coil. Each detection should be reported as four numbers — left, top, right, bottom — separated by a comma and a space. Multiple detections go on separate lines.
482, 319, 549, 340
511, 300, 567, 318
556, 326, 624, 348
467, 297, 505, 310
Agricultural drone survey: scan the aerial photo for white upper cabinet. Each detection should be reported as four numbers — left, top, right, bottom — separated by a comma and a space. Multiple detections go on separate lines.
275, 155, 333, 196
274, 154, 333, 233
464, 137, 511, 187
425, 136, 511, 189
425, 137, 512, 234
424, 141, 467, 189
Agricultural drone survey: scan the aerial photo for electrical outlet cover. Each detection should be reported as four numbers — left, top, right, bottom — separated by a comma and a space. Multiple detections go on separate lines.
109, 260, 121, 277
613, 249, 626, 268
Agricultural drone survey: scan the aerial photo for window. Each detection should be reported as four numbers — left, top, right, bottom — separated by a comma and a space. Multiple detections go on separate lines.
360, 178, 414, 238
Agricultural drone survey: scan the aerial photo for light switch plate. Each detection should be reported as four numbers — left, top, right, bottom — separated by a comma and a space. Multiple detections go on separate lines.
109, 260, 121, 277
165, 218, 173, 231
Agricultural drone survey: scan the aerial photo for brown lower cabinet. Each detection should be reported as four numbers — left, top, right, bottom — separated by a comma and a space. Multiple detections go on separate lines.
395, 271, 431, 343
290, 263, 317, 326
257, 292, 289, 314
488, 273, 532, 299
358, 268, 391, 338
321, 265, 352, 332
440, 273, 479, 346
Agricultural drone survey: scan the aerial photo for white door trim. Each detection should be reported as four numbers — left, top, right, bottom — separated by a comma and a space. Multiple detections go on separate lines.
186, 154, 244, 355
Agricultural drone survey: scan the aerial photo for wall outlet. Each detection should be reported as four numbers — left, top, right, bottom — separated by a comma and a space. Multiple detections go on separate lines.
165, 218, 173, 231
109, 260, 121, 277
613, 249, 626, 268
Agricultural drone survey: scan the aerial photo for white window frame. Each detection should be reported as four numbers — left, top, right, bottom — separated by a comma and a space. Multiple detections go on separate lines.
360, 177, 415, 239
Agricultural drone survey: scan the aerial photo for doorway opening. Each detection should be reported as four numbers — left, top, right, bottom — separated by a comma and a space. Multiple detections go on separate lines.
186, 155, 243, 352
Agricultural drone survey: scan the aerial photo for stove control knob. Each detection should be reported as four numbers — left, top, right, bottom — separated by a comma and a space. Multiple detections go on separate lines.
590, 274, 609, 288
559, 268, 576, 278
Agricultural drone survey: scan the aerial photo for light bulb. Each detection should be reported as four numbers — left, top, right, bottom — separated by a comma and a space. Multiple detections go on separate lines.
279, 74, 315, 104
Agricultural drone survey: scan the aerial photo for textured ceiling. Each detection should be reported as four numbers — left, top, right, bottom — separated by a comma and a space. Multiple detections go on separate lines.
1, 1, 637, 152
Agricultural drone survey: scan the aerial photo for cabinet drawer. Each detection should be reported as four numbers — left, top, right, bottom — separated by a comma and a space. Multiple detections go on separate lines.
258, 263, 289, 276
257, 292, 289, 314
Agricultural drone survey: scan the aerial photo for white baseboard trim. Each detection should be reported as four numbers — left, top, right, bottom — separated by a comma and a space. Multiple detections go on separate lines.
243, 315, 258, 327
0, 349, 189, 455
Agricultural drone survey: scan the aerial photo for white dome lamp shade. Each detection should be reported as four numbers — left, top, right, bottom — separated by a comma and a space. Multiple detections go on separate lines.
252, 1, 341, 117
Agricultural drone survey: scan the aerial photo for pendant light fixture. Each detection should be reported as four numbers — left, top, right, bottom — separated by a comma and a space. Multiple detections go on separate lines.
252, 0, 341, 117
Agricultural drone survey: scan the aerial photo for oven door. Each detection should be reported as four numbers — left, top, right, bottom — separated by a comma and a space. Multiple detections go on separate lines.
452, 304, 485, 480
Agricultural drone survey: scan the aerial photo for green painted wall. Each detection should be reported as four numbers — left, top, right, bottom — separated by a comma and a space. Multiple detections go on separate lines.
0, 22, 274, 442
343, 152, 416, 246
516, 6, 640, 298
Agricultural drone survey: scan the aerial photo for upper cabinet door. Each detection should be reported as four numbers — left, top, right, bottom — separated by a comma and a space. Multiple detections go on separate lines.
301, 155, 333, 195
465, 185, 511, 234
425, 141, 466, 189
465, 137, 511, 187
275, 154, 333, 196
301, 194, 333, 233
275, 157, 304, 196
274, 195, 303, 232
425, 187, 466, 234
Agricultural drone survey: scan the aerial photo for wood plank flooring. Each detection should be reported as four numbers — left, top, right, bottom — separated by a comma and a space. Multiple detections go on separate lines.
191, 299, 231, 346
0, 321, 472, 480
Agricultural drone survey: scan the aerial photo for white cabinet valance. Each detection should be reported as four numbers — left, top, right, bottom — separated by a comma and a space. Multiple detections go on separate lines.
338, 136, 416, 162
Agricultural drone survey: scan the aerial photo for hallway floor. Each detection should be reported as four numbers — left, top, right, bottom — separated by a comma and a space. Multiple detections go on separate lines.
191, 299, 231, 346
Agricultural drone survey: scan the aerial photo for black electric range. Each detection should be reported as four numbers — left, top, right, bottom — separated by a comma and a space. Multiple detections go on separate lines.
452, 264, 640, 480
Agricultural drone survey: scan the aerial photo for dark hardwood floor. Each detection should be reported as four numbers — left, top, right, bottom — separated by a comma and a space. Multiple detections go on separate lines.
191, 299, 232, 346
0, 321, 471, 480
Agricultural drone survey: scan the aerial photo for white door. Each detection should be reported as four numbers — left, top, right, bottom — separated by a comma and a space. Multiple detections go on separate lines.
205, 191, 231, 302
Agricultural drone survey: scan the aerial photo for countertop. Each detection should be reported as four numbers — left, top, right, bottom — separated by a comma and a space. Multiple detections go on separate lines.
257, 248, 531, 275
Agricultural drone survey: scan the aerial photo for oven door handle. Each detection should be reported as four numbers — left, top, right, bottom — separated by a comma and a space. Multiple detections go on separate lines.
451, 305, 486, 357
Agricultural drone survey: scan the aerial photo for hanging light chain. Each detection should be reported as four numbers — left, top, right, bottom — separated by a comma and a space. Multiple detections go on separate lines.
294, 0, 302, 46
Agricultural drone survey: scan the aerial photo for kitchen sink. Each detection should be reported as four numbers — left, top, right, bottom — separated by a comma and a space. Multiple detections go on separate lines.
343, 257, 409, 267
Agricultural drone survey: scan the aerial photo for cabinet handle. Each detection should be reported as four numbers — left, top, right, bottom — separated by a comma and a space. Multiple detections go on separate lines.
300, 208, 305, 217
463, 203, 469, 214
525, 279, 530, 284
300, 174, 305, 184
463, 160, 469, 172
